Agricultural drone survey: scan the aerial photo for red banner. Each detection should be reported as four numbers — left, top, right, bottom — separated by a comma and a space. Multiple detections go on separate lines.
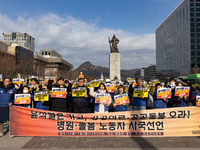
10, 106, 200, 137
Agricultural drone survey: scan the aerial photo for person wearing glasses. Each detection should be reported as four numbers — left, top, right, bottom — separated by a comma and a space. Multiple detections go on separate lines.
72, 78, 91, 113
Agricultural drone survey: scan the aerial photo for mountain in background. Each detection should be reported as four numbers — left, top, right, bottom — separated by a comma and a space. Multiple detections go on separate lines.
73, 61, 138, 81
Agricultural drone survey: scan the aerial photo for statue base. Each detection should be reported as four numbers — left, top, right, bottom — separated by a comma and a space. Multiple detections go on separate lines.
109, 53, 121, 80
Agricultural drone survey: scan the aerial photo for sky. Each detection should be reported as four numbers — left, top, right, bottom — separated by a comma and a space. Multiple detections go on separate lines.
0, 0, 183, 69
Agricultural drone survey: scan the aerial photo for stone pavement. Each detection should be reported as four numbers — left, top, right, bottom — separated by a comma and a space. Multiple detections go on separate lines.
1, 122, 200, 150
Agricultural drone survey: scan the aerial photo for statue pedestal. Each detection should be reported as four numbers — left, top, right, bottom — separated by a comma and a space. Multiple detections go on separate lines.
109, 53, 121, 80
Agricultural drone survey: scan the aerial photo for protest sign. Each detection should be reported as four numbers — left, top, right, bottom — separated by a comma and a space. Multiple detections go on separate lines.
28, 76, 38, 83
114, 93, 129, 105
14, 94, 31, 105
124, 85, 129, 92
127, 78, 133, 83
10, 106, 200, 137
52, 88, 67, 98
196, 96, 200, 106
84, 82, 91, 89
157, 88, 171, 99
12, 78, 24, 85
91, 80, 100, 87
34, 91, 49, 101
72, 82, 78, 88
105, 83, 115, 93
133, 87, 148, 98
175, 87, 190, 97
95, 93, 110, 104
0, 74, 3, 80
72, 87, 87, 97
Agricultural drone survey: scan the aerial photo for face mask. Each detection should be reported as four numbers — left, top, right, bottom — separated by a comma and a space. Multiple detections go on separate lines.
23, 90, 29, 93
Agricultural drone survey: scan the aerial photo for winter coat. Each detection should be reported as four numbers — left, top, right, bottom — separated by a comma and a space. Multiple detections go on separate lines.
72, 85, 91, 108
132, 86, 149, 106
44, 81, 68, 112
0, 85, 15, 121
89, 87, 112, 113
113, 90, 130, 112
149, 86, 168, 109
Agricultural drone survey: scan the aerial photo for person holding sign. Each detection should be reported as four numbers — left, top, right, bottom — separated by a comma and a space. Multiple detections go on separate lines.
35, 85, 49, 110
172, 82, 189, 107
149, 83, 168, 109
166, 78, 176, 108
113, 85, 130, 112
44, 78, 68, 112
14, 86, 32, 108
191, 83, 200, 106
0, 77, 15, 137
131, 78, 149, 111
72, 78, 91, 113
89, 83, 112, 113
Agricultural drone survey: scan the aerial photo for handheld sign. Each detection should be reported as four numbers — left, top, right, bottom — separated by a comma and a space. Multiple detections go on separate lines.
127, 78, 133, 83
95, 93, 110, 104
105, 83, 115, 93
44, 77, 55, 84
124, 85, 129, 92
84, 82, 91, 89
196, 96, 200, 106
133, 87, 148, 98
72, 82, 78, 88
15, 94, 31, 105
175, 86, 190, 97
34, 91, 49, 101
72, 87, 87, 97
157, 88, 171, 99
28, 76, 38, 83
12, 78, 24, 85
114, 93, 129, 105
91, 79, 100, 88
51, 88, 67, 98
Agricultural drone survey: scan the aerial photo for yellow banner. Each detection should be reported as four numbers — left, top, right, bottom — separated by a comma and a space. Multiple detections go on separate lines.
134, 87, 148, 98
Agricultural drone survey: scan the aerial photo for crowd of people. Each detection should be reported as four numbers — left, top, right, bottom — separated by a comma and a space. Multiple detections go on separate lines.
0, 76, 199, 137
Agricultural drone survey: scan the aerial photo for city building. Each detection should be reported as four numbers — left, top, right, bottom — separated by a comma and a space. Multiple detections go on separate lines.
0, 42, 15, 77
156, 0, 200, 77
2, 32, 35, 52
144, 63, 156, 81
34, 49, 73, 79
7, 43, 34, 78
135, 68, 145, 80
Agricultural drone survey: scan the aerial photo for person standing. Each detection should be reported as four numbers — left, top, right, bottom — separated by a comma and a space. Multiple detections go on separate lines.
149, 83, 168, 109
90, 83, 112, 113
131, 78, 148, 110
44, 78, 68, 112
113, 85, 130, 112
72, 78, 91, 113
0, 77, 15, 137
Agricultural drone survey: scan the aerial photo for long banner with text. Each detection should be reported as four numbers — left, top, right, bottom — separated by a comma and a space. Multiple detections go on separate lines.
10, 106, 200, 137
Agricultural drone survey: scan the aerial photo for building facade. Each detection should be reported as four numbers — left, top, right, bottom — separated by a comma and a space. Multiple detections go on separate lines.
34, 49, 73, 79
3, 32, 35, 52
144, 63, 156, 81
135, 68, 145, 80
156, 0, 200, 76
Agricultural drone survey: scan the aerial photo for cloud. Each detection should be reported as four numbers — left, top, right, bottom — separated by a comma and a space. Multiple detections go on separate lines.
0, 13, 155, 69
